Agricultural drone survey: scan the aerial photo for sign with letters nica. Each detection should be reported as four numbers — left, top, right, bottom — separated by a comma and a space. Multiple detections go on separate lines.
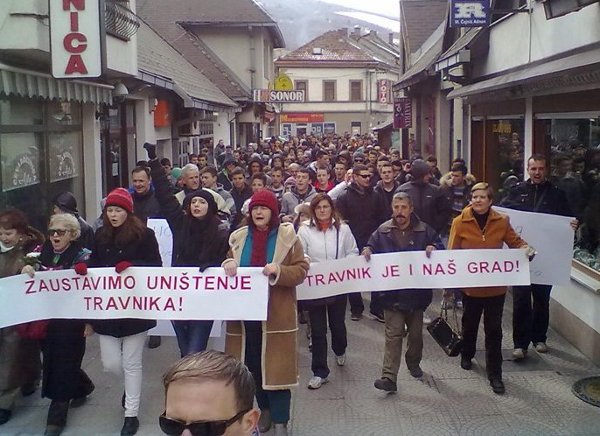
451, 0, 490, 28
50, 0, 102, 78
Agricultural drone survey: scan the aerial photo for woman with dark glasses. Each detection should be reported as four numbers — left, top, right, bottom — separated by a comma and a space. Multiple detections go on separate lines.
159, 350, 259, 436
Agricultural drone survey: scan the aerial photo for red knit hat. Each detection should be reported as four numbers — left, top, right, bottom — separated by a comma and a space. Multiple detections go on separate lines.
105, 188, 134, 214
248, 190, 279, 216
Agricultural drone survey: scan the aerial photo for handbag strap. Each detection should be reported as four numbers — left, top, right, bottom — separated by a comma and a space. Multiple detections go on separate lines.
440, 302, 461, 332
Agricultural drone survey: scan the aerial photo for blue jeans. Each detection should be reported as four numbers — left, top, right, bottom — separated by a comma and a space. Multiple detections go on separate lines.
172, 320, 213, 357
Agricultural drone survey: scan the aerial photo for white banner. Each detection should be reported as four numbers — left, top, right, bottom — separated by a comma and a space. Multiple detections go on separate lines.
147, 219, 173, 267
495, 207, 575, 285
0, 267, 268, 329
296, 249, 530, 300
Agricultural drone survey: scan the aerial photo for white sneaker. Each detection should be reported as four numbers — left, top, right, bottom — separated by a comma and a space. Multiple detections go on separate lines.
307, 376, 328, 390
335, 354, 346, 366
534, 342, 548, 353
423, 314, 432, 325
512, 348, 527, 360
455, 300, 463, 309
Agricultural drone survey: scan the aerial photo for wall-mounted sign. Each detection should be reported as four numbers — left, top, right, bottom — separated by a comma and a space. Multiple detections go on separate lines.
280, 113, 324, 123
450, 0, 490, 28
253, 89, 305, 103
273, 73, 294, 91
377, 79, 391, 104
393, 98, 412, 129
50, 0, 102, 78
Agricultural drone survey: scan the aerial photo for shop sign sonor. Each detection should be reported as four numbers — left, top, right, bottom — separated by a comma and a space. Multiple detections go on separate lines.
253, 89, 305, 103
50, 0, 102, 78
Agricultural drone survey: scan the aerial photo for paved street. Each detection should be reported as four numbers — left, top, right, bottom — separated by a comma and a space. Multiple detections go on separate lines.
2, 290, 599, 435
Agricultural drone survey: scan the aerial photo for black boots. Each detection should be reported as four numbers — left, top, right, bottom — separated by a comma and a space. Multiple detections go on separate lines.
0, 409, 11, 425
45, 401, 69, 435
121, 416, 139, 436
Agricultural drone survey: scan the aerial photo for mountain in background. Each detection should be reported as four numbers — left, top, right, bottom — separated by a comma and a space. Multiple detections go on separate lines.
258, 0, 399, 50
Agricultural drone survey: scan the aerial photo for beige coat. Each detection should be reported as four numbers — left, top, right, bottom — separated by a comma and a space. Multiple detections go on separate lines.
224, 223, 308, 390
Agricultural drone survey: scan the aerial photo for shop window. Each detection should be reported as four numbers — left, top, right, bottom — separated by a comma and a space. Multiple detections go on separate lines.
323, 122, 336, 134
311, 123, 324, 135
323, 81, 336, 102
537, 117, 600, 273
350, 80, 362, 101
0, 133, 42, 191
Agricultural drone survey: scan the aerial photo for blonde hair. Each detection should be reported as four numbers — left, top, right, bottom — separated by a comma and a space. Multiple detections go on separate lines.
49, 213, 81, 240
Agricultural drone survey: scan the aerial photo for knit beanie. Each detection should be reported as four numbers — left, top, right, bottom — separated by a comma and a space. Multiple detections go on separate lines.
183, 189, 218, 216
105, 187, 134, 214
52, 191, 79, 215
410, 159, 431, 179
171, 167, 182, 180
248, 190, 279, 216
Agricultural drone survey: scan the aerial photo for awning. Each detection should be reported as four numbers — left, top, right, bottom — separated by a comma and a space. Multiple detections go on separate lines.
448, 47, 600, 99
0, 62, 113, 104
435, 27, 483, 72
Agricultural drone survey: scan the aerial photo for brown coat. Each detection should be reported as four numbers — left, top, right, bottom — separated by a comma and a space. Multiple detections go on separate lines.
448, 205, 527, 298
224, 223, 309, 390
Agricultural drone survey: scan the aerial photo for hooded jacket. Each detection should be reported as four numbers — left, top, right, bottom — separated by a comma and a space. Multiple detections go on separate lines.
280, 185, 317, 217
395, 180, 452, 234
336, 183, 386, 249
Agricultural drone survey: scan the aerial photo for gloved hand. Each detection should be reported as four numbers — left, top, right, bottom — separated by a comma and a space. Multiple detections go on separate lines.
143, 142, 157, 160
115, 261, 133, 273
74, 263, 88, 276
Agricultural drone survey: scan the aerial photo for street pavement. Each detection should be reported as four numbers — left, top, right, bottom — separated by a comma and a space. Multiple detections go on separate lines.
2, 290, 600, 435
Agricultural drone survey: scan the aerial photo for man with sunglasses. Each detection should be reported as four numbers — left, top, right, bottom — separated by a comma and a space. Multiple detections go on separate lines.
160, 350, 260, 436
336, 164, 387, 322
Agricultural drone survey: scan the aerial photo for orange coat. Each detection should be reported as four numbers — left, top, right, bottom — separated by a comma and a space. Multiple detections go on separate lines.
448, 205, 527, 298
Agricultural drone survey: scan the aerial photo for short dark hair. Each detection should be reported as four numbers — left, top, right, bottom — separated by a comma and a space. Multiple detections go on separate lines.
296, 168, 311, 177
450, 163, 467, 175
250, 172, 267, 185
353, 163, 369, 174
527, 153, 547, 167
160, 158, 171, 166
163, 350, 255, 412
426, 155, 438, 164
230, 167, 246, 177
200, 165, 218, 177
131, 166, 150, 178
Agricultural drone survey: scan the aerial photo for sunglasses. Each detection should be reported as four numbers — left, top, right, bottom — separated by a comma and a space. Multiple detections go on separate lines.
159, 409, 250, 436
357, 173, 372, 179
48, 229, 68, 236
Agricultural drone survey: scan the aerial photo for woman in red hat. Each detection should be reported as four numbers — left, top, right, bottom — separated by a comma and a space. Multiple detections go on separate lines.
74, 187, 161, 436
223, 190, 308, 436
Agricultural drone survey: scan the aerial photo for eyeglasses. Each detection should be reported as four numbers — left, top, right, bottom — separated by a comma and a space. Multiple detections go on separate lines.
48, 229, 68, 237
159, 409, 250, 436
356, 173, 372, 179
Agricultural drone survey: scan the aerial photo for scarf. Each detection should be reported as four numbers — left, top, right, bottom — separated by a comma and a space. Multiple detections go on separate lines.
318, 219, 332, 232
241, 227, 277, 267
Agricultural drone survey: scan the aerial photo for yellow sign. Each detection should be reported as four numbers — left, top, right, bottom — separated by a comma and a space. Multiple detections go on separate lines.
273, 73, 293, 91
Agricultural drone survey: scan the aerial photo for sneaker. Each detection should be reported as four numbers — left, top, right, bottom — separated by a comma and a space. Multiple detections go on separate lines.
460, 356, 472, 370
120, 417, 139, 436
273, 423, 289, 436
308, 339, 312, 351
455, 300, 463, 310
335, 354, 346, 366
408, 366, 423, 378
534, 342, 548, 353
308, 376, 328, 390
374, 377, 397, 393
350, 313, 363, 321
423, 314, 432, 325
367, 311, 385, 323
489, 378, 505, 394
512, 348, 527, 361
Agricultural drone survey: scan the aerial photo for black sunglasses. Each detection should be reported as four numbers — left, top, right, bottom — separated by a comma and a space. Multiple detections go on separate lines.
357, 173, 372, 179
48, 228, 68, 236
159, 409, 250, 436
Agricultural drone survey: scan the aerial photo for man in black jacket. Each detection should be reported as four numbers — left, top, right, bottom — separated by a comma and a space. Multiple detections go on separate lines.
500, 154, 577, 360
130, 166, 161, 224
336, 164, 387, 321
363, 192, 443, 392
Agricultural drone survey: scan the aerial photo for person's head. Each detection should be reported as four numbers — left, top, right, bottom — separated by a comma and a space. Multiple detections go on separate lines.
0, 208, 30, 248
527, 154, 547, 184
352, 163, 372, 188
426, 155, 438, 169
200, 166, 219, 190
52, 191, 79, 216
334, 162, 347, 181
160, 158, 172, 175
315, 149, 330, 167
230, 167, 246, 190
295, 168, 311, 192
409, 159, 431, 182
248, 158, 263, 175
309, 193, 341, 229
379, 162, 394, 184
450, 163, 467, 187
555, 155, 573, 177
183, 189, 218, 219
390, 149, 400, 160
287, 163, 301, 178
181, 164, 201, 190
269, 168, 283, 188
376, 156, 390, 174
316, 166, 330, 186
131, 166, 152, 195
47, 213, 80, 252
470, 182, 494, 215
250, 173, 267, 193
391, 160, 402, 177
368, 150, 378, 164
401, 160, 411, 173
161, 350, 259, 436
197, 153, 208, 168
270, 155, 283, 169
353, 152, 365, 164
293, 202, 311, 227
248, 190, 279, 231
391, 192, 413, 229
189, 154, 199, 165
103, 187, 134, 228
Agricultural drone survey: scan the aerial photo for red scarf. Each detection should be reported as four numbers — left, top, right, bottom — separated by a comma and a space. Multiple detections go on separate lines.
250, 228, 269, 267
318, 219, 332, 232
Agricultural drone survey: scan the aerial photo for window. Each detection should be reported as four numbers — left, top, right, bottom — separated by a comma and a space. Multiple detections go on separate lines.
295, 80, 308, 101
350, 80, 362, 101
351, 121, 361, 136
323, 81, 336, 102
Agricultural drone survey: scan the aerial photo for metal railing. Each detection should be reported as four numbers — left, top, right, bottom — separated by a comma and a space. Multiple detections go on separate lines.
105, 0, 139, 41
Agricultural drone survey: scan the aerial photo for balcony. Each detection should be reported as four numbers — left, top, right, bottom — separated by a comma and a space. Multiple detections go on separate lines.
105, 0, 140, 41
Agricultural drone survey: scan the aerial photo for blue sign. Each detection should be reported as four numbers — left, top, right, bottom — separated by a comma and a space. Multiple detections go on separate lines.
451, 0, 490, 27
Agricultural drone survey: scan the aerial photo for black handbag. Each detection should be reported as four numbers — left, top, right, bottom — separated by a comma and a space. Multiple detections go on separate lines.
427, 306, 463, 357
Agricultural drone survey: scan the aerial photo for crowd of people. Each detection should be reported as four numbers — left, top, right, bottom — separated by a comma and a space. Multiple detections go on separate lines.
0, 131, 578, 435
